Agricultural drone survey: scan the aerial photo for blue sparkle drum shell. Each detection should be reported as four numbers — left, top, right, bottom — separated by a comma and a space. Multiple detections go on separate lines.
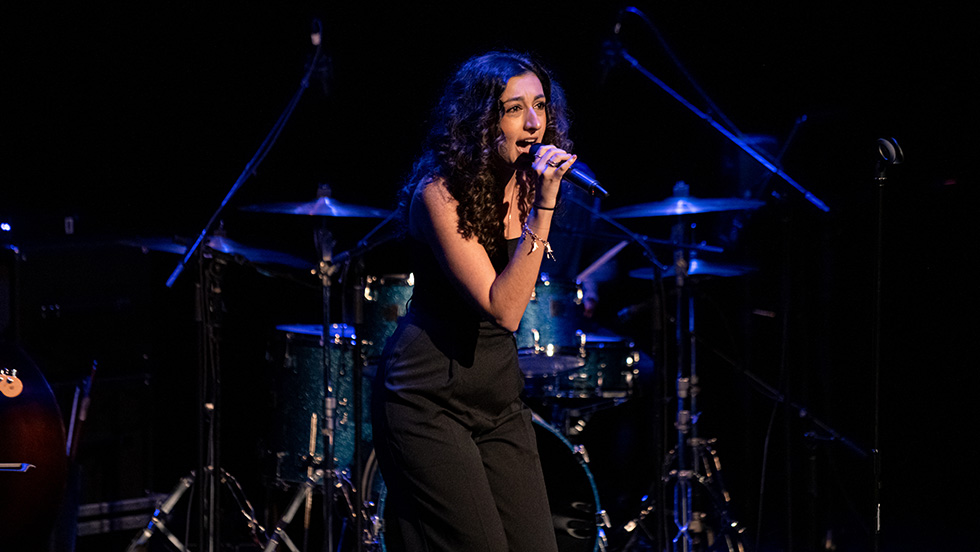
360, 274, 414, 366
515, 274, 585, 353
266, 323, 372, 485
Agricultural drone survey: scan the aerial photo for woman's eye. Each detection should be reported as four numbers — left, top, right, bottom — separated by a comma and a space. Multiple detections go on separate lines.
534, 102, 547, 110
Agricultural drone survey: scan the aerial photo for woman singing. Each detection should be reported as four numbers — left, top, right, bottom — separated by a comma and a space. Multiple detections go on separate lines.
371, 50, 577, 551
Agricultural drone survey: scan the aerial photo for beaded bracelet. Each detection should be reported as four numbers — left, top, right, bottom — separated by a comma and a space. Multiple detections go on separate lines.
521, 222, 555, 261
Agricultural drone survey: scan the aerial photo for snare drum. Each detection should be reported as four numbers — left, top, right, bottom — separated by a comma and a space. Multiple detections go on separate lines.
370, 414, 606, 551
361, 274, 414, 365
267, 323, 372, 484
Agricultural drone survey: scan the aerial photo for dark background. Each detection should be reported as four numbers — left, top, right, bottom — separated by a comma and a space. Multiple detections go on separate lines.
2, 2, 977, 551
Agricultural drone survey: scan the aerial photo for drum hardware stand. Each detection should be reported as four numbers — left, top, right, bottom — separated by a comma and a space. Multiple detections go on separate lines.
264, 468, 326, 552
126, 467, 268, 552
334, 217, 399, 552
666, 203, 745, 552
613, 196, 746, 552
318, 220, 373, 552
315, 219, 343, 552
306, 207, 396, 552
263, 209, 386, 552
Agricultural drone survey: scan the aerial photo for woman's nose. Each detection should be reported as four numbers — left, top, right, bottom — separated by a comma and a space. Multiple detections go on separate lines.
524, 108, 541, 130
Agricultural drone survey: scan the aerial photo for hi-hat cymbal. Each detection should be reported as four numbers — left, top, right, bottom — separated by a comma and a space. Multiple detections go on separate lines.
606, 196, 765, 218
629, 259, 756, 279
239, 197, 392, 218
122, 236, 311, 269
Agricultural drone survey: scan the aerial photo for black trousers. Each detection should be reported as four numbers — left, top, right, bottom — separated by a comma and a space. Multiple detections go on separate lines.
372, 314, 558, 552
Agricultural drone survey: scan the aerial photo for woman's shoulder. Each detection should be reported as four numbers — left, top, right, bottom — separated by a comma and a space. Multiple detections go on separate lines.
415, 176, 455, 209
409, 176, 456, 237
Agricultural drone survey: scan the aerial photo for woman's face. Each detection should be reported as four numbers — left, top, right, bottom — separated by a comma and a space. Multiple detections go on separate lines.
497, 72, 547, 165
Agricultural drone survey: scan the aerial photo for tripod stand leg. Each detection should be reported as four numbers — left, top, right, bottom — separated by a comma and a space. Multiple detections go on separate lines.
126, 473, 195, 552
263, 471, 322, 552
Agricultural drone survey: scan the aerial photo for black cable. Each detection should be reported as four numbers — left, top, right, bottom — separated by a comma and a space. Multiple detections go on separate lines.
756, 401, 778, 551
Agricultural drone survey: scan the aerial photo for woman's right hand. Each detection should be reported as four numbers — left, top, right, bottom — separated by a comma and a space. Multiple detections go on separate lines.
529, 144, 576, 208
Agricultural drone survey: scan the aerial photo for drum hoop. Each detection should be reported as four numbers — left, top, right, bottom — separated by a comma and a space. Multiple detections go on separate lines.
531, 412, 600, 486
531, 411, 604, 550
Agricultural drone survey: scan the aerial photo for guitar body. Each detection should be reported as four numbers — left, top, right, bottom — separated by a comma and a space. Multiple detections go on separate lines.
0, 341, 67, 550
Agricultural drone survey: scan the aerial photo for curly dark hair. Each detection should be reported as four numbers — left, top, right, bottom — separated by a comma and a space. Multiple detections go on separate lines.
398, 50, 573, 257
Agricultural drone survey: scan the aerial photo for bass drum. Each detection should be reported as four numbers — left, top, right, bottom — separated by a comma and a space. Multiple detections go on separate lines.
368, 413, 606, 551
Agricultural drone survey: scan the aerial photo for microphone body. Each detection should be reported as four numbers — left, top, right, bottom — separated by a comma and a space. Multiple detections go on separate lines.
529, 144, 609, 197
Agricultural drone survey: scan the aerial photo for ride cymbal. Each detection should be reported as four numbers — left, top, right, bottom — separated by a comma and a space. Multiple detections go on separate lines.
239, 197, 391, 218
606, 196, 764, 218
629, 259, 756, 279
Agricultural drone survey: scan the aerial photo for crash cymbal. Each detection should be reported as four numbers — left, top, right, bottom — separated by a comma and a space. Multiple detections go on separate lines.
240, 197, 392, 218
629, 259, 756, 279
122, 236, 311, 269
606, 196, 765, 218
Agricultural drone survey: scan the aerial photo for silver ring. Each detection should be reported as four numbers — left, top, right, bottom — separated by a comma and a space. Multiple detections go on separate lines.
547, 160, 562, 168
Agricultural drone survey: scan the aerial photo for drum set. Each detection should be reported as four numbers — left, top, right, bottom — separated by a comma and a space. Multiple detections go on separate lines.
128, 183, 761, 552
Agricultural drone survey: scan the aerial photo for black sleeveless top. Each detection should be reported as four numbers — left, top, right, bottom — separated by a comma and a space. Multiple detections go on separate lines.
400, 235, 518, 368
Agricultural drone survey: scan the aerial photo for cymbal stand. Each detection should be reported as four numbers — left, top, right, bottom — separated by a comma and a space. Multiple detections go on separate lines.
330, 211, 399, 551
264, 469, 324, 552
265, 217, 373, 552
262, 220, 345, 552
197, 249, 231, 551
664, 197, 744, 552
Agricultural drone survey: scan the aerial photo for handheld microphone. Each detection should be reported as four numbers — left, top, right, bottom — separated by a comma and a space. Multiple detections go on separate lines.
529, 143, 609, 197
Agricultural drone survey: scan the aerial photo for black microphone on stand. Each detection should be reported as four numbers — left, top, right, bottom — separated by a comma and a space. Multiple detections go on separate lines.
528, 143, 609, 197
598, 9, 625, 87
306, 18, 331, 95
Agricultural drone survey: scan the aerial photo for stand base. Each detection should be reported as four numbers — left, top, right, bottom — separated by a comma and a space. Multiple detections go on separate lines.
125, 468, 264, 552
612, 438, 746, 552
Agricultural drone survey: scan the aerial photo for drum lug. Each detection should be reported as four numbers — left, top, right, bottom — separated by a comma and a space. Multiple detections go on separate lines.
572, 444, 590, 464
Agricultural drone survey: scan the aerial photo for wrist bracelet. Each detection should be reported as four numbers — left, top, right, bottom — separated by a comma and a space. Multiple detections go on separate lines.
521, 222, 555, 261
533, 203, 555, 211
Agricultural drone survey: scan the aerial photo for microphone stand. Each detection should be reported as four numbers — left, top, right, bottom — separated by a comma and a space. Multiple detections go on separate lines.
871, 138, 902, 552
611, 7, 830, 214
149, 34, 326, 552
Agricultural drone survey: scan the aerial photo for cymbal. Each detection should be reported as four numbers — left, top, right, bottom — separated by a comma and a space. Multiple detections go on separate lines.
629, 259, 756, 279
240, 197, 392, 218
122, 236, 311, 269
606, 196, 765, 218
